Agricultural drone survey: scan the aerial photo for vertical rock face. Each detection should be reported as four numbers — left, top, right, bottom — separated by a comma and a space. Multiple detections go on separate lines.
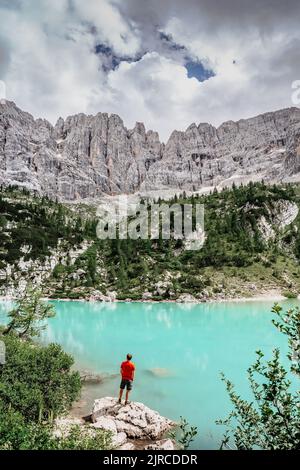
142, 107, 300, 191
0, 101, 58, 196
1, 100, 300, 201
0, 101, 163, 199
52, 110, 163, 198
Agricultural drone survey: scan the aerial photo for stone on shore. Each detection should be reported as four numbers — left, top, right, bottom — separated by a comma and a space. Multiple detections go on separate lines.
118, 442, 136, 450
89, 290, 117, 302
91, 416, 117, 433
55, 397, 176, 450
91, 397, 175, 442
145, 438, 176, 450
177, 293, 197, 303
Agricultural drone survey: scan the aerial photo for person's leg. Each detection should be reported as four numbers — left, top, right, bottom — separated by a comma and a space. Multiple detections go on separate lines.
125, 380, 132, 404
118, 380, 125, 403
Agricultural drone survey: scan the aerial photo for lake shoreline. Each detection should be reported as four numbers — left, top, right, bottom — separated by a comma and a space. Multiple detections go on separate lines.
0, 289, 293, 304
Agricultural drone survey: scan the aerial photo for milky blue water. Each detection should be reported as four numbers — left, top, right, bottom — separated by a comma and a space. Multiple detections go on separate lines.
0, 299, 298, 449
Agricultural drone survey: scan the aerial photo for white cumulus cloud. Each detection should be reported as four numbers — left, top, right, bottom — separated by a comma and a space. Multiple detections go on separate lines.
0, 0, 299, 141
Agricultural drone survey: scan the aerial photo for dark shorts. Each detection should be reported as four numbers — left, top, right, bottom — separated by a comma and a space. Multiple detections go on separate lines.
120, 379, 133, 390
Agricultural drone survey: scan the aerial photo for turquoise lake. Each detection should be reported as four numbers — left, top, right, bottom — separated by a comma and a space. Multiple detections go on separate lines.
0, 298, 298, 449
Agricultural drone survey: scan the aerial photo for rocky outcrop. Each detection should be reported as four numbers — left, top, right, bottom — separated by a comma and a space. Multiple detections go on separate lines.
143, 107, 300, 192
92, 397, 176, 448
257, 200, 298, 242
145, 439, 176, 450
55, 398, 176, 450
88, 290, 117, 302
0, 239, 93, 298
177, 293, 197, 303
79, 370, 119, 384
1, 100, 300, 200
0, 100, 162, 200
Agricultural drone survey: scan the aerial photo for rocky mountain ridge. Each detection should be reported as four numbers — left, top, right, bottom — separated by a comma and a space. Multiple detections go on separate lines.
1, 100, 300, 200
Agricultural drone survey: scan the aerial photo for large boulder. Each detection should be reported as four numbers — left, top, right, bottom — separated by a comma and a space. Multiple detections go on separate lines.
154, 280, 172, 297
79, 370, 104, 384
118, 442, 136, 450
91, 416, 117, 434
177, 293, 197, 303
89, 290, 117, 302
91, 397, 175, 440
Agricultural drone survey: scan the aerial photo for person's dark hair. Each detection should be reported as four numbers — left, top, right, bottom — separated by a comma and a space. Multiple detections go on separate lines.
127, 353, 132, 361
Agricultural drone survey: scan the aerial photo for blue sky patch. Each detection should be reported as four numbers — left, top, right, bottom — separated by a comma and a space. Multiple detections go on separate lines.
95, 41, 214, 84
185, 60, 215, 82
95, 43, 143, 71
95, 44, 112, 55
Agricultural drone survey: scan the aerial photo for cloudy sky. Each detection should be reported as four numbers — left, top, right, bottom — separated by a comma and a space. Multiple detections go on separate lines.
0, 0, 300, 141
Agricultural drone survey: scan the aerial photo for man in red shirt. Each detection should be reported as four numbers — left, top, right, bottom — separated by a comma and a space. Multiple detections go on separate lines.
118, 353, 135, 405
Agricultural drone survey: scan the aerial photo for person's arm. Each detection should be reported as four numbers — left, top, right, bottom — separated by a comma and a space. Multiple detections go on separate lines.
131, 364, 135, 381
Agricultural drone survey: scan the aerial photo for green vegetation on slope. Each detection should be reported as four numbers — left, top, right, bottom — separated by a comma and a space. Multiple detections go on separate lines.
1, 182, 300, 300
0, 186, 96, 264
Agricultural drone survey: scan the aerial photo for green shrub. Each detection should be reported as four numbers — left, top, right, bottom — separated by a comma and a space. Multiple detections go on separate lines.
56, 425, 112, 450
0, 335, 81, 421
282, 290, 298, 299
0, 404, 112, 450
65, 291, 82, 300
0, 404, 54, 450
169, 416, 198, 450
52, 264, 67, 278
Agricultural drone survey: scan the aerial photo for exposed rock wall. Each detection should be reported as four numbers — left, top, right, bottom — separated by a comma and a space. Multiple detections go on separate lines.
1, 100, 300, 200
91, 396, 176, 450
55, 397, 177, 451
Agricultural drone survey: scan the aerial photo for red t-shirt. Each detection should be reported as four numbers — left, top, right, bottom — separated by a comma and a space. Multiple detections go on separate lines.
121, 361, 135, 381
